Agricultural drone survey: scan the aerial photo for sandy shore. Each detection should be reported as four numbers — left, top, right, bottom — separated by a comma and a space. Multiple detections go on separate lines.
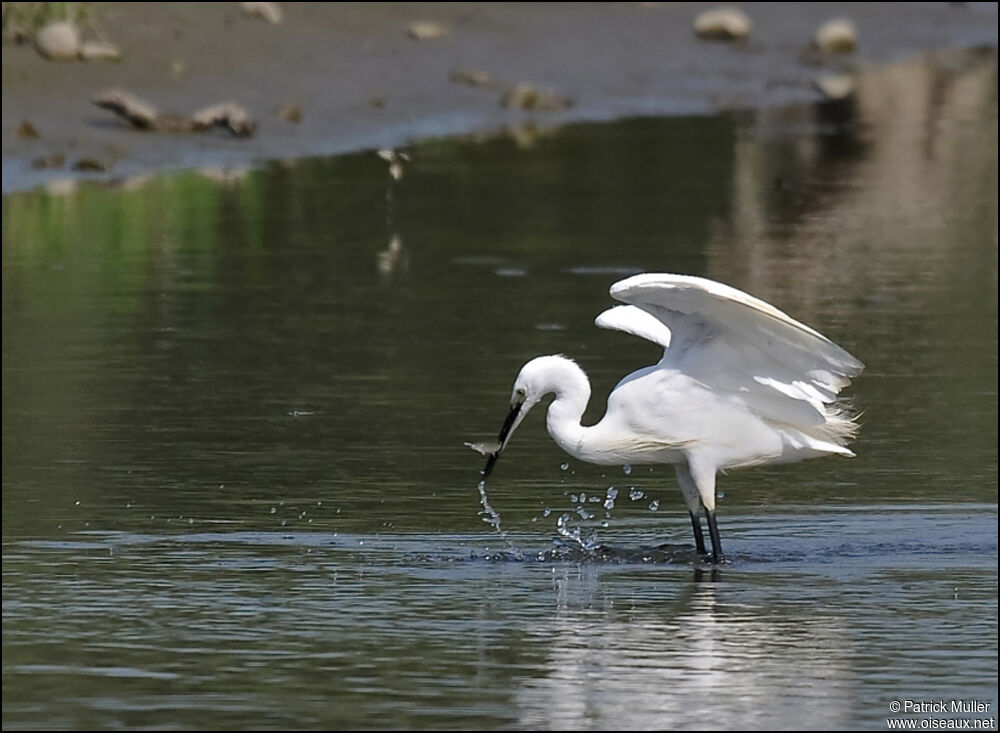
2, 2, 997, 193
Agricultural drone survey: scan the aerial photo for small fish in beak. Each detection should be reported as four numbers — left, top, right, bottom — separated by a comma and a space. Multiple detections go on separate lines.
468, 392, 527, 479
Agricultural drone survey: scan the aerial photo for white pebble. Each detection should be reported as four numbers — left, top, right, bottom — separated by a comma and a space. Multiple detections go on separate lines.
814, 18, 857, 54
693, 7, 752, 42
36, 22, 80, 61
408, 21, 449, 40
240, 2, 283, 24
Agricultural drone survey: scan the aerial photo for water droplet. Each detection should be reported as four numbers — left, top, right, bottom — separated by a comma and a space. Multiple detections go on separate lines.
477, 480, 503, 532
570, 494, 578, 503
270, 507, 277, 514
716, 490, 725, 500
623, 464, 632, 475
542, 507, 552, 517
579, 492, 587, 503
629, 488, 645, 501
560, 462, 569, 471
648, 500, 660, 511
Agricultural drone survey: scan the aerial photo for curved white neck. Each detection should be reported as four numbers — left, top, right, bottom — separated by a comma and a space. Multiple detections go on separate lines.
538, 357, 593, 460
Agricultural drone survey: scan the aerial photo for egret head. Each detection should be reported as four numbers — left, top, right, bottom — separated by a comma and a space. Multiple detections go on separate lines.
480, 356, 575, 479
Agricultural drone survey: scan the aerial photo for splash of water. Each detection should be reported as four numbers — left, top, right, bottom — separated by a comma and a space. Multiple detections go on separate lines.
476, 480, 524, 559
556, 512, 599, 552
477, 480, 503, 532
603, 486, 618, 512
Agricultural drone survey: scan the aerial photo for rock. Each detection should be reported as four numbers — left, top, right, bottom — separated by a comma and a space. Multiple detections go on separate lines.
93, 89, 160, 130
190, 102, 257, 137
813, 18, 857, 53
448, 68, 495, 88
35, 21, 81, 61
407, 21, 449, 40
693, 7, 752, 41
79, 41, 121, 61
72, 158, 110, 172
240, 2, 283, 24
17, 121, 39, 139
276, 102, 302, 123
93, 89, 257, 137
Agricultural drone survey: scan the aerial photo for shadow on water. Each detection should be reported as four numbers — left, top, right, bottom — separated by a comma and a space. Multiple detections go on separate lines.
3, 48, 997, 730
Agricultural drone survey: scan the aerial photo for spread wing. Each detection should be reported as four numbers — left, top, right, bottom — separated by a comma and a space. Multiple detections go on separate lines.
596, 273, 864, 431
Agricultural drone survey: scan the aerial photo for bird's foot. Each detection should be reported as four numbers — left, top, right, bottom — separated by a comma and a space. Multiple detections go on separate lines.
709, 552, 730, 566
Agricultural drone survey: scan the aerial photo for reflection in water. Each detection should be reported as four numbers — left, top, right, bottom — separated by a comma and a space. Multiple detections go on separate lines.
514, 577, 853, 730
377, 233, 406, 276
710, 48, 997, 319
706, 47, 997, 512
377, 149, 408, 277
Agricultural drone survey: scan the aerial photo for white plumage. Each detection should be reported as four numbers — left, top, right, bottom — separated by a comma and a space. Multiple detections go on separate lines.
478, 273, 864, 562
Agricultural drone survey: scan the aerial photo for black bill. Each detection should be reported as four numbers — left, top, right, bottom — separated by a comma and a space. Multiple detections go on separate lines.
480, 399, 523, 479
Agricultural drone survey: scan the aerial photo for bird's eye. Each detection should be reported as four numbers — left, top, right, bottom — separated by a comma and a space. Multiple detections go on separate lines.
516, 387, 526, 398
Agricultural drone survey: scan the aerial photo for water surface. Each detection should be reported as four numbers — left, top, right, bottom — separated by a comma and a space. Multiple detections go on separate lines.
3, 49, 997, 730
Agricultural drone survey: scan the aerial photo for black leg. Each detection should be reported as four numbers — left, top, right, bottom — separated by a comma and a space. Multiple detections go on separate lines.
689, 511, 707, 555
705, 509, 724, 564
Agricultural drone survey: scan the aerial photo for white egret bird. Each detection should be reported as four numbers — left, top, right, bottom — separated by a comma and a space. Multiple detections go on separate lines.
477, 273, 863, 563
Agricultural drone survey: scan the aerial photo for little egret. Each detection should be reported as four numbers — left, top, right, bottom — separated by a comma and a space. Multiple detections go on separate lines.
476, 273, 864, 563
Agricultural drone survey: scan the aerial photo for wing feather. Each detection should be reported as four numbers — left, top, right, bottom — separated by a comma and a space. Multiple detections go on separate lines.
595, 305, 672, 349
603, 273, 863, 440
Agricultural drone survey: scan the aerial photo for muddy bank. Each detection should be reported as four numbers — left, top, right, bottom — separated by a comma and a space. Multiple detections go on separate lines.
2, 2, 996, 193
